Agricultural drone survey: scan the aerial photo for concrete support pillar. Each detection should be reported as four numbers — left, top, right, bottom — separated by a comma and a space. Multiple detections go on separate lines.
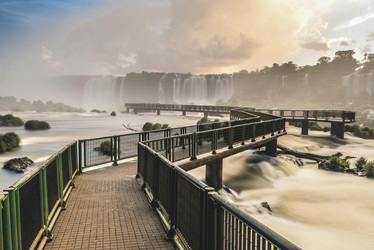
157, 110, 160, 115
126, 107, 130, 113
204, 112, 208, 119
265, 139, 277, 157
182, 111, 186, 116
301, 120, 309, 135
336, 123, 345, 139
331, 122, 337, 136
134, 109, 138, 114
206, 159, 223, 190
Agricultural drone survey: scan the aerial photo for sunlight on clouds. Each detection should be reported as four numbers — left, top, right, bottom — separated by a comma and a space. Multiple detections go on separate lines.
335, 13, 374, 30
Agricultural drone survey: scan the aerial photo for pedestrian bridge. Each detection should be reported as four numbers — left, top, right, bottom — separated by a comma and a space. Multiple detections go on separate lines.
0, 103, 355, 249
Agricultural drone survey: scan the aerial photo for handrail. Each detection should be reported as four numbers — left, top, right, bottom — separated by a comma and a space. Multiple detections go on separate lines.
137, 109, 300, 249
1, 141, 78, 249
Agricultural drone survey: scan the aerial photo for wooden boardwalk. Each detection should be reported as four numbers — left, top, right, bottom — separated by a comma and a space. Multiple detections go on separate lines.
44, 162, 174, 250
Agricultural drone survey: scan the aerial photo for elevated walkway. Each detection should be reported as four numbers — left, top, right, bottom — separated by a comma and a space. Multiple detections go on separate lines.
44, 162, 173, 250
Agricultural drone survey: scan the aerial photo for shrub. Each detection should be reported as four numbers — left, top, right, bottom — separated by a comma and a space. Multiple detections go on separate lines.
355, 157, 368, 171
24, 120, 50, 130
152, 123, 162, 130
110, 111, 116, 116
329, 156, 349, 171
309, 121, 323, 131
197, 117, 212, 125
0, 132, 21, 153
142, 122, 153, 131
162, 124, 170, 129
323, 127, 331, 132
100, 141, 113, 156
364, 162, 374, 177
0, 114, 24, 126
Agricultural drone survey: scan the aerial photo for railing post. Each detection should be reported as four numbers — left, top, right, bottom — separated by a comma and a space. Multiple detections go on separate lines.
212, 130, 217, 154
113, 136, 118, 166
3, 188, 19, 250
83, 140, 87, 171
40, 167, 52, 240
57, 155, 66, 209
0, 196, 3, 250
2, 194, 12, 250
252, 124, 256, 142
190, 133, 197, 160
228, 126, 234, 149
68, 147, 73, 181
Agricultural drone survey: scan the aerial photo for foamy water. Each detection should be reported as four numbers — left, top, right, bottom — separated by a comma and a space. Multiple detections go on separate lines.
216, 127, 374, 249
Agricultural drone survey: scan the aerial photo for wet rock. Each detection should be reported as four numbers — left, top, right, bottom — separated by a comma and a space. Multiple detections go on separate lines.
261, 201, 272, 214
3, 157, 34, 173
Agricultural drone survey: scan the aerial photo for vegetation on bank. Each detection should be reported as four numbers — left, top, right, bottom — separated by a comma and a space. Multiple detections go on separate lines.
355, 157, 374, 178
0, 132, 21, 153
288, 121, 331, 132
345, 124, 374, 139
0, 96, 85, 113
197, 117, 220, 125
142, 122, 170, 131
90, 109, 107, 113
0, 114, 24, 126
24, 120, 50, 130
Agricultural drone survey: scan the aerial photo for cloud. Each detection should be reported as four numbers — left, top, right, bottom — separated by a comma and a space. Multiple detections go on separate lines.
361, 44, 372, 54
41, 46, 67, 75
335, 13, 374, 30
339, 41, 349, 46
300, 40, 331, 52
368, 33, 374, 42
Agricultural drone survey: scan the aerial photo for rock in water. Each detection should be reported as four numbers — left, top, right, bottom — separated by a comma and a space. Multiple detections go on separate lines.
3, 157, 34, 173
261, 201, 272, 214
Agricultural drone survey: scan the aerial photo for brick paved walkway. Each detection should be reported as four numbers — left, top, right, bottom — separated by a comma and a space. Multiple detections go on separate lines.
44, 162, 174, 250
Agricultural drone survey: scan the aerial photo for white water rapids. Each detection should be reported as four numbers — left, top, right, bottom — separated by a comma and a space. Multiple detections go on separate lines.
189, 127, 374, 249
1, 112, 374, 249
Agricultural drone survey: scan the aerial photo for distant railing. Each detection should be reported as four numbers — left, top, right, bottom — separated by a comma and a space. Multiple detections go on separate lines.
257, 109, 355, 122
0, 141, 78, 250
125, 103, 253, 114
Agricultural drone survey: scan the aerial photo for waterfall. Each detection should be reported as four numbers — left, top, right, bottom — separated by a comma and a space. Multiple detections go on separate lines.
303, 74, 308, 86
342, 71, 374, 96
158, 74, 166, 103
82, 76, 126, 112
166, 74, 234, 104
367, 71, 373, 96
282, 75, 287, 87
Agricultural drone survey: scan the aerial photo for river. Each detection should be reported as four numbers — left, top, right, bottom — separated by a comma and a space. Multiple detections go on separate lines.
220, 127, 374, 249
0, 111, 203, 189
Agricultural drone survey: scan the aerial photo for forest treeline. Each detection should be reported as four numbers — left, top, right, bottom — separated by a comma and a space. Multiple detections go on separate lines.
0, 96, 85, 112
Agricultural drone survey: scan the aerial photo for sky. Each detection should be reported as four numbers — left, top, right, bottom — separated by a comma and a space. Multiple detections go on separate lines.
0, 0, 374, 82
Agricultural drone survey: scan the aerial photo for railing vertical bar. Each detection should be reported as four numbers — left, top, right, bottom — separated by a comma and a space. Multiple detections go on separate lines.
2, 195, 12, 250
4, 188, 18, 250
15, 189, 21, 249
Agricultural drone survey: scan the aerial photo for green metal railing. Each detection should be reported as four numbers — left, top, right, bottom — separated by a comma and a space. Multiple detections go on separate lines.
1, 141, 78, 250
137, 143, 300, 250
136, 108, 300, 249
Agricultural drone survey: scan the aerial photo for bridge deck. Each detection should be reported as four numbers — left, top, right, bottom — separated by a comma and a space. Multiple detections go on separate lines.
44, 161, 173, 250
